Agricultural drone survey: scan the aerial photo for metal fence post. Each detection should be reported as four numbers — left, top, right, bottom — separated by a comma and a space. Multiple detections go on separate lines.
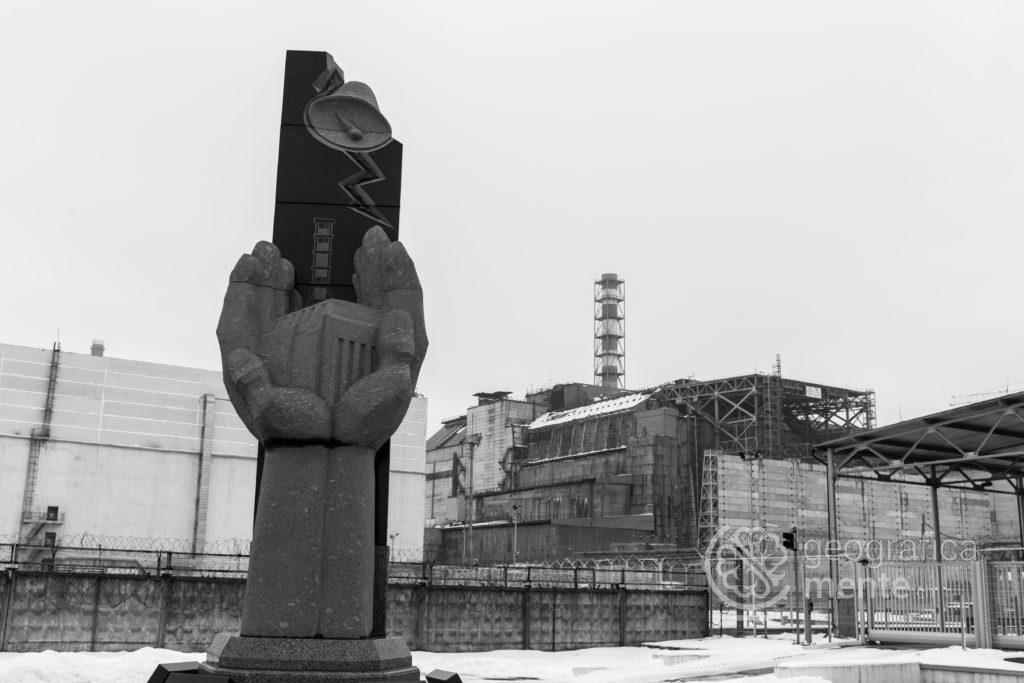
156, 574, 171, 649
0, 568, 14, 651
862, 563, 873, 643
551, 590, 558, 651
415, 583, 428, 650
970, 559, 991, 649
89, 576, 102, 651
521, 584, 531, 650
959, 591, 967, 650
618, 585, 627, 647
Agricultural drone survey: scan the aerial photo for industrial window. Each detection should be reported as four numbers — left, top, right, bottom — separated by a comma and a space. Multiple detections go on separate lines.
313, 219, 335, 235
43, 532, 56, 547
46, 505, 59, 521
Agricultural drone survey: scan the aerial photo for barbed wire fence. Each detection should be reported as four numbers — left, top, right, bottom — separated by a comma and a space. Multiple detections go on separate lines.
1, 539, 706, 590
0, 533, 253, 555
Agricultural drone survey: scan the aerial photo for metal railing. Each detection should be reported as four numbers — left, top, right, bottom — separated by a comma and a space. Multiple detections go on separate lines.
858, 558, 1024, 649
21, 511, 66, 524
1, 543, 250, 577
390, 561, 706, 590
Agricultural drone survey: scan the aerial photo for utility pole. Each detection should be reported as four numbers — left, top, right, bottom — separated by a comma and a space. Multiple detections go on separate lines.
465, 434, 482, 565
782, 527, 799, 645
388, 532, 399, 564
512, 503, 521, 564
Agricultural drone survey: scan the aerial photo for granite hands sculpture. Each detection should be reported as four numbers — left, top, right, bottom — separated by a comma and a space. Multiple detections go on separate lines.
216, 226, 426, 449
198, 52, 423, 680
215, 226, 426, 639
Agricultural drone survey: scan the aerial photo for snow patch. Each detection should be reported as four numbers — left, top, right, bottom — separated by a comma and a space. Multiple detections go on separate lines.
0, 648, 205, 683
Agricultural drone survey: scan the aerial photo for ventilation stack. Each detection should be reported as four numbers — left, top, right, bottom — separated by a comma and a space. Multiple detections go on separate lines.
594, 273, 625, 389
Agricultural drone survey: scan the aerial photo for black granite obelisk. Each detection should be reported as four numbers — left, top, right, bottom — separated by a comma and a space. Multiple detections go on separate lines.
261, 49, 403, 638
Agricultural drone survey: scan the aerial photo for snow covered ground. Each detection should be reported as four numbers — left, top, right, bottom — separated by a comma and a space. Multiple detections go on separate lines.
1, 637, 1021, 683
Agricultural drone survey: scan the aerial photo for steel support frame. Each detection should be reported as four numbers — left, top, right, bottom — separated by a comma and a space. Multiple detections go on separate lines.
816, 401, 1024, 476
659, 375, 873, 460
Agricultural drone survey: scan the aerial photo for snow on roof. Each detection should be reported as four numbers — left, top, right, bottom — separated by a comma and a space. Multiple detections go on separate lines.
529, 392, 652, 429
426, 421, 467, 451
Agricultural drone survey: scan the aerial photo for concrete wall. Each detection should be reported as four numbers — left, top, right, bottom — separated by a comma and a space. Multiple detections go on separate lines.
717, 454, 1018, 545
466, 399, 545, 493
389, 396, 428, 560
438, 521, 655, 565
391, 585, 707, 652
425, 443, 462, 525
0, 571, 707, 653
0, 343, 427, 560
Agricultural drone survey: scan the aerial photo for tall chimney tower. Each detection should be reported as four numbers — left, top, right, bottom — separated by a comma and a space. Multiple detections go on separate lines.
594, 273, 625, 389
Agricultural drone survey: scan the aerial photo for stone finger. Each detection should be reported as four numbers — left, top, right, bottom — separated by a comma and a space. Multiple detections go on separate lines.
333, 365, 412, 448
361, 225, 390, 260
353, 271, 365, 305
260, 387, 332, 441
382, 241, 421, 290
270, 255, 295, 291
354, 248, 383, 309
252, 241, 281, 267
376, 309, 415, 366
230, 254, 263, 284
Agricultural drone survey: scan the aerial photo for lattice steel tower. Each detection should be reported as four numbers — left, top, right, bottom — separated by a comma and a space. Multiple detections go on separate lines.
594, 273, 625, 389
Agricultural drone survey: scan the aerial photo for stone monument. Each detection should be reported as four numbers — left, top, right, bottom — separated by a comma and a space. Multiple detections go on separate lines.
199, 51, 424, 682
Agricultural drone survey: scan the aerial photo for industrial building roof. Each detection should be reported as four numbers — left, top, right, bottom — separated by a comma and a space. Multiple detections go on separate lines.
426, 416, 467, 451
813, 391, 1024, 488
528, 392, 653, 430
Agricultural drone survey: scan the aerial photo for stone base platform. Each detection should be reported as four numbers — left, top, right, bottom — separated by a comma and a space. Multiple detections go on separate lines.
199, 633, 420, 682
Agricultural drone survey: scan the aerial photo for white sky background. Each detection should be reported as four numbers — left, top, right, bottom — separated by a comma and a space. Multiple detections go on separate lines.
1, 1, 1022, 433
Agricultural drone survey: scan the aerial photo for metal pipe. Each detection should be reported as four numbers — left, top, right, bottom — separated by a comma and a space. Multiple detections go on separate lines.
1016, 477, 1024, 549
931, 469, 947, 634
826, 448, 839, 636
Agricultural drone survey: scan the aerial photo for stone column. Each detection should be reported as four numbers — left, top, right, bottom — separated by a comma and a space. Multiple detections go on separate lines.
241, 445, 376, 639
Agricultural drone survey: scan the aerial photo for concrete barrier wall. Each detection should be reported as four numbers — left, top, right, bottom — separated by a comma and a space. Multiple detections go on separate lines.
0, 571, 707, 653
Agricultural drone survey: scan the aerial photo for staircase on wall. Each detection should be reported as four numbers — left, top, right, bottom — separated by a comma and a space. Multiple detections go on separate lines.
19, 342, 64, 555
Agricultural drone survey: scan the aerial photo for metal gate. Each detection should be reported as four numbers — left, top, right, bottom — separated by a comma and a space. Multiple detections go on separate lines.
986, 561, 1024, 650
858, 560, 1024, 650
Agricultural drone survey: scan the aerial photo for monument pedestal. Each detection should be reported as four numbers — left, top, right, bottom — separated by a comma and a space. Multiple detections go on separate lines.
199, 633, 419, 682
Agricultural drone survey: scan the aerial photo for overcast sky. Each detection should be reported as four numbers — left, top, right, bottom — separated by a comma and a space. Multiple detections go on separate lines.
2, 1, 1023, 433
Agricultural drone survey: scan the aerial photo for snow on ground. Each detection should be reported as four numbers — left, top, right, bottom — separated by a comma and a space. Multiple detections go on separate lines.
0, 638, 1020, 683
416, 636, 809, 682
0, 638, 808, 683
917, 645, 1024, 671
0, 648, 207, 683
772, 643, 1024, 673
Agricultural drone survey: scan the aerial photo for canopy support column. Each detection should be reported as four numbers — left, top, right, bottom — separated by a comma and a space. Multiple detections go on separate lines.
930, 467, 946, 632
826, 448, 839, 635
1016, 477, 1024, 551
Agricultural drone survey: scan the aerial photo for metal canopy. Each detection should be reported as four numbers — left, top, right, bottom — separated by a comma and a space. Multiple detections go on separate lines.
813, 391, 1024, 491
813, 392, 1024, 628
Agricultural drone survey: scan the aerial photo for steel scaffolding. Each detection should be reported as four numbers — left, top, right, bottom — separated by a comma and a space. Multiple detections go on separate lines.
697, 449, 721, 552
657, 374, 875, 460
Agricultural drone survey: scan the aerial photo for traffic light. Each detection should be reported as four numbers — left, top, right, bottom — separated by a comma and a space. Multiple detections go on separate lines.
782, 528, 797, 552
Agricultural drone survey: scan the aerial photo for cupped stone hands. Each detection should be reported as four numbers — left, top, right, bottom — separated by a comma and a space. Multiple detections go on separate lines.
216, 227, 426, 448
